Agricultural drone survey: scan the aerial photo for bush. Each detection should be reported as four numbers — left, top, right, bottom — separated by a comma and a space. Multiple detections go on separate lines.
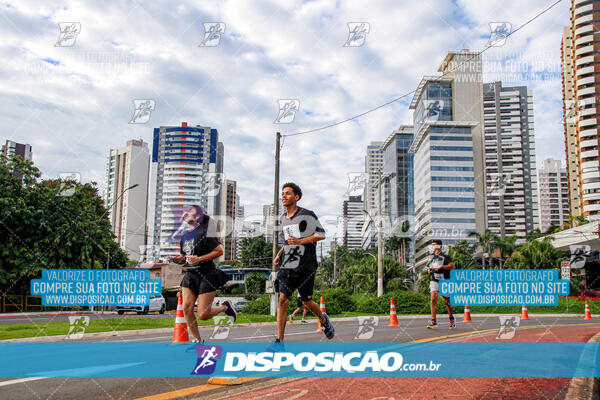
241, 294, 270, 314
314, 288, 356, 315
355, 295, 381, 314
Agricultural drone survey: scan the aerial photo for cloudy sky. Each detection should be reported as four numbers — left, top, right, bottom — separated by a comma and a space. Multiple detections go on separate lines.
1, 0, 569, 240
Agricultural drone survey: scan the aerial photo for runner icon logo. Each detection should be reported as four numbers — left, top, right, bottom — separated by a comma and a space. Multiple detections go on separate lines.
192, 345, 223, 375
66, 315, 90, 340
354, 316, 379, 340
210, 315, 232, 340
497, 316, 520, 340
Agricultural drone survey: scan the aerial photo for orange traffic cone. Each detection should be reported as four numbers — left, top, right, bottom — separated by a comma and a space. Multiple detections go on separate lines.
388, 298, 399, 327
463, 305, 472, 322
172, 292, 189, 343
315, 296, 326, 332
521, 305, 529, 320
584, 300, 592, 320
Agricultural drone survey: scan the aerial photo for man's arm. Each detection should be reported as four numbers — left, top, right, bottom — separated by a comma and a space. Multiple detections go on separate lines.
441, 261, 455, 270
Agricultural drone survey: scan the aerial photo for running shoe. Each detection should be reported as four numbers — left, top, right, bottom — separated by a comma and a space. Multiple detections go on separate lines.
289, 314, 294, 323
266, 339, 286, 352
426, 319, 437, 329
222, 300, 238, 323
321, 313, 335, 339
301, 319, 307, 324
449, 317, 455, 330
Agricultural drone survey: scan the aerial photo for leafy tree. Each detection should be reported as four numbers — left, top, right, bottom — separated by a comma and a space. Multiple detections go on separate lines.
448, 240, 478, 269
239, 236, 273, 268
526, 228, 544, 242
506, 237, 567, 269
244, 271, 266, 294
0, 155, 127, 295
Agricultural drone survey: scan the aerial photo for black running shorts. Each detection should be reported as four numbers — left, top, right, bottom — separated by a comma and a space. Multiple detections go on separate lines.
180, 269, 227, 296
277, 268, 316, 302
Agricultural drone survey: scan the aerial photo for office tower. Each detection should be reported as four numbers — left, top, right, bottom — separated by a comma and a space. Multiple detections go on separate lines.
409, 50, 485, 269
104, 139, 150, 260
537, 158, 570, 232
382, 126, 415, 229
219, 179, 237, 260
382, 125, 415, 264
342, 195, 364, 249
364, 141, 384, 214
361, 141, 384, 249
482, 82, 539, 239
2, 140, 32, 162
561, 2, 600, 218
147, 122, 224, 262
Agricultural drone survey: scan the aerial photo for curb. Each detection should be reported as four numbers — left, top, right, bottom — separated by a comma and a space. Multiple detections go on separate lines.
565, 331, 600, 400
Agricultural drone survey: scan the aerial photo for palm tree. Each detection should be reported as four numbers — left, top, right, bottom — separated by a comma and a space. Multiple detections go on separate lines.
468, 229, 499, 269
497, 234, 518, 269
507, 237, 567, 269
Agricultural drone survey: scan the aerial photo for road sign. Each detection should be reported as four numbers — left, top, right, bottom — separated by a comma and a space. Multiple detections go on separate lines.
561, 261, 570, 280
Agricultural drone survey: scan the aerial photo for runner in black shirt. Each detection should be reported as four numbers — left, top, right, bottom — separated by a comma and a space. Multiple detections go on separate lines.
427, 239, 456, 329
270, 183, 333, 349
171, 205, 236, 343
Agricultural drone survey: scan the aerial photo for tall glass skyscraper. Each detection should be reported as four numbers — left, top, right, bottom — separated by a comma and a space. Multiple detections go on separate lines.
146, 122, 224, 262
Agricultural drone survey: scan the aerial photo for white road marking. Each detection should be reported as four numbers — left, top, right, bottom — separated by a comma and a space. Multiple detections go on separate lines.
0, 377, 47, 387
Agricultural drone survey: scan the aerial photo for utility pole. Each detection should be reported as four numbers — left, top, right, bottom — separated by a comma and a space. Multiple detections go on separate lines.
333, 237, 337, 283
270, 132, 281, 316
377, 168, 384, 297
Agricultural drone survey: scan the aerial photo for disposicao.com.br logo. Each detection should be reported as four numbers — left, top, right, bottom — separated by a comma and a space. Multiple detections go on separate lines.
220, 350, 441, 374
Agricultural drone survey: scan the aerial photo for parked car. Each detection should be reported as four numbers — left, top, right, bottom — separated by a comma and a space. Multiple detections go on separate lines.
116, 295, 166, 315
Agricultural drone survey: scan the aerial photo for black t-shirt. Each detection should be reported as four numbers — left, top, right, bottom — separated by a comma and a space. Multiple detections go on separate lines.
180, 224, 220, 271
278, 207, 325, 273
429, 252, 453, 282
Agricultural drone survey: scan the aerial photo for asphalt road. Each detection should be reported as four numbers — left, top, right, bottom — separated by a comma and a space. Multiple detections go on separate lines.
0, 315, 598, 400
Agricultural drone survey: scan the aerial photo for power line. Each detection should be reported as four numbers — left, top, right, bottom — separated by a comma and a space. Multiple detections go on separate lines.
282, 0, 563, 138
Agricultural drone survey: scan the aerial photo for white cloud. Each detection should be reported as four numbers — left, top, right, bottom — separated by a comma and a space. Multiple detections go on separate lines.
0, 0, 570, 242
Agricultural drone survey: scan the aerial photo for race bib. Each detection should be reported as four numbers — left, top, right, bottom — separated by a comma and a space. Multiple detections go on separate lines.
434, 272, 444, 280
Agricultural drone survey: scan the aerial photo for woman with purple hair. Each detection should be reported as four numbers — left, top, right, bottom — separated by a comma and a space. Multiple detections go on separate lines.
172, 205, 236, 343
